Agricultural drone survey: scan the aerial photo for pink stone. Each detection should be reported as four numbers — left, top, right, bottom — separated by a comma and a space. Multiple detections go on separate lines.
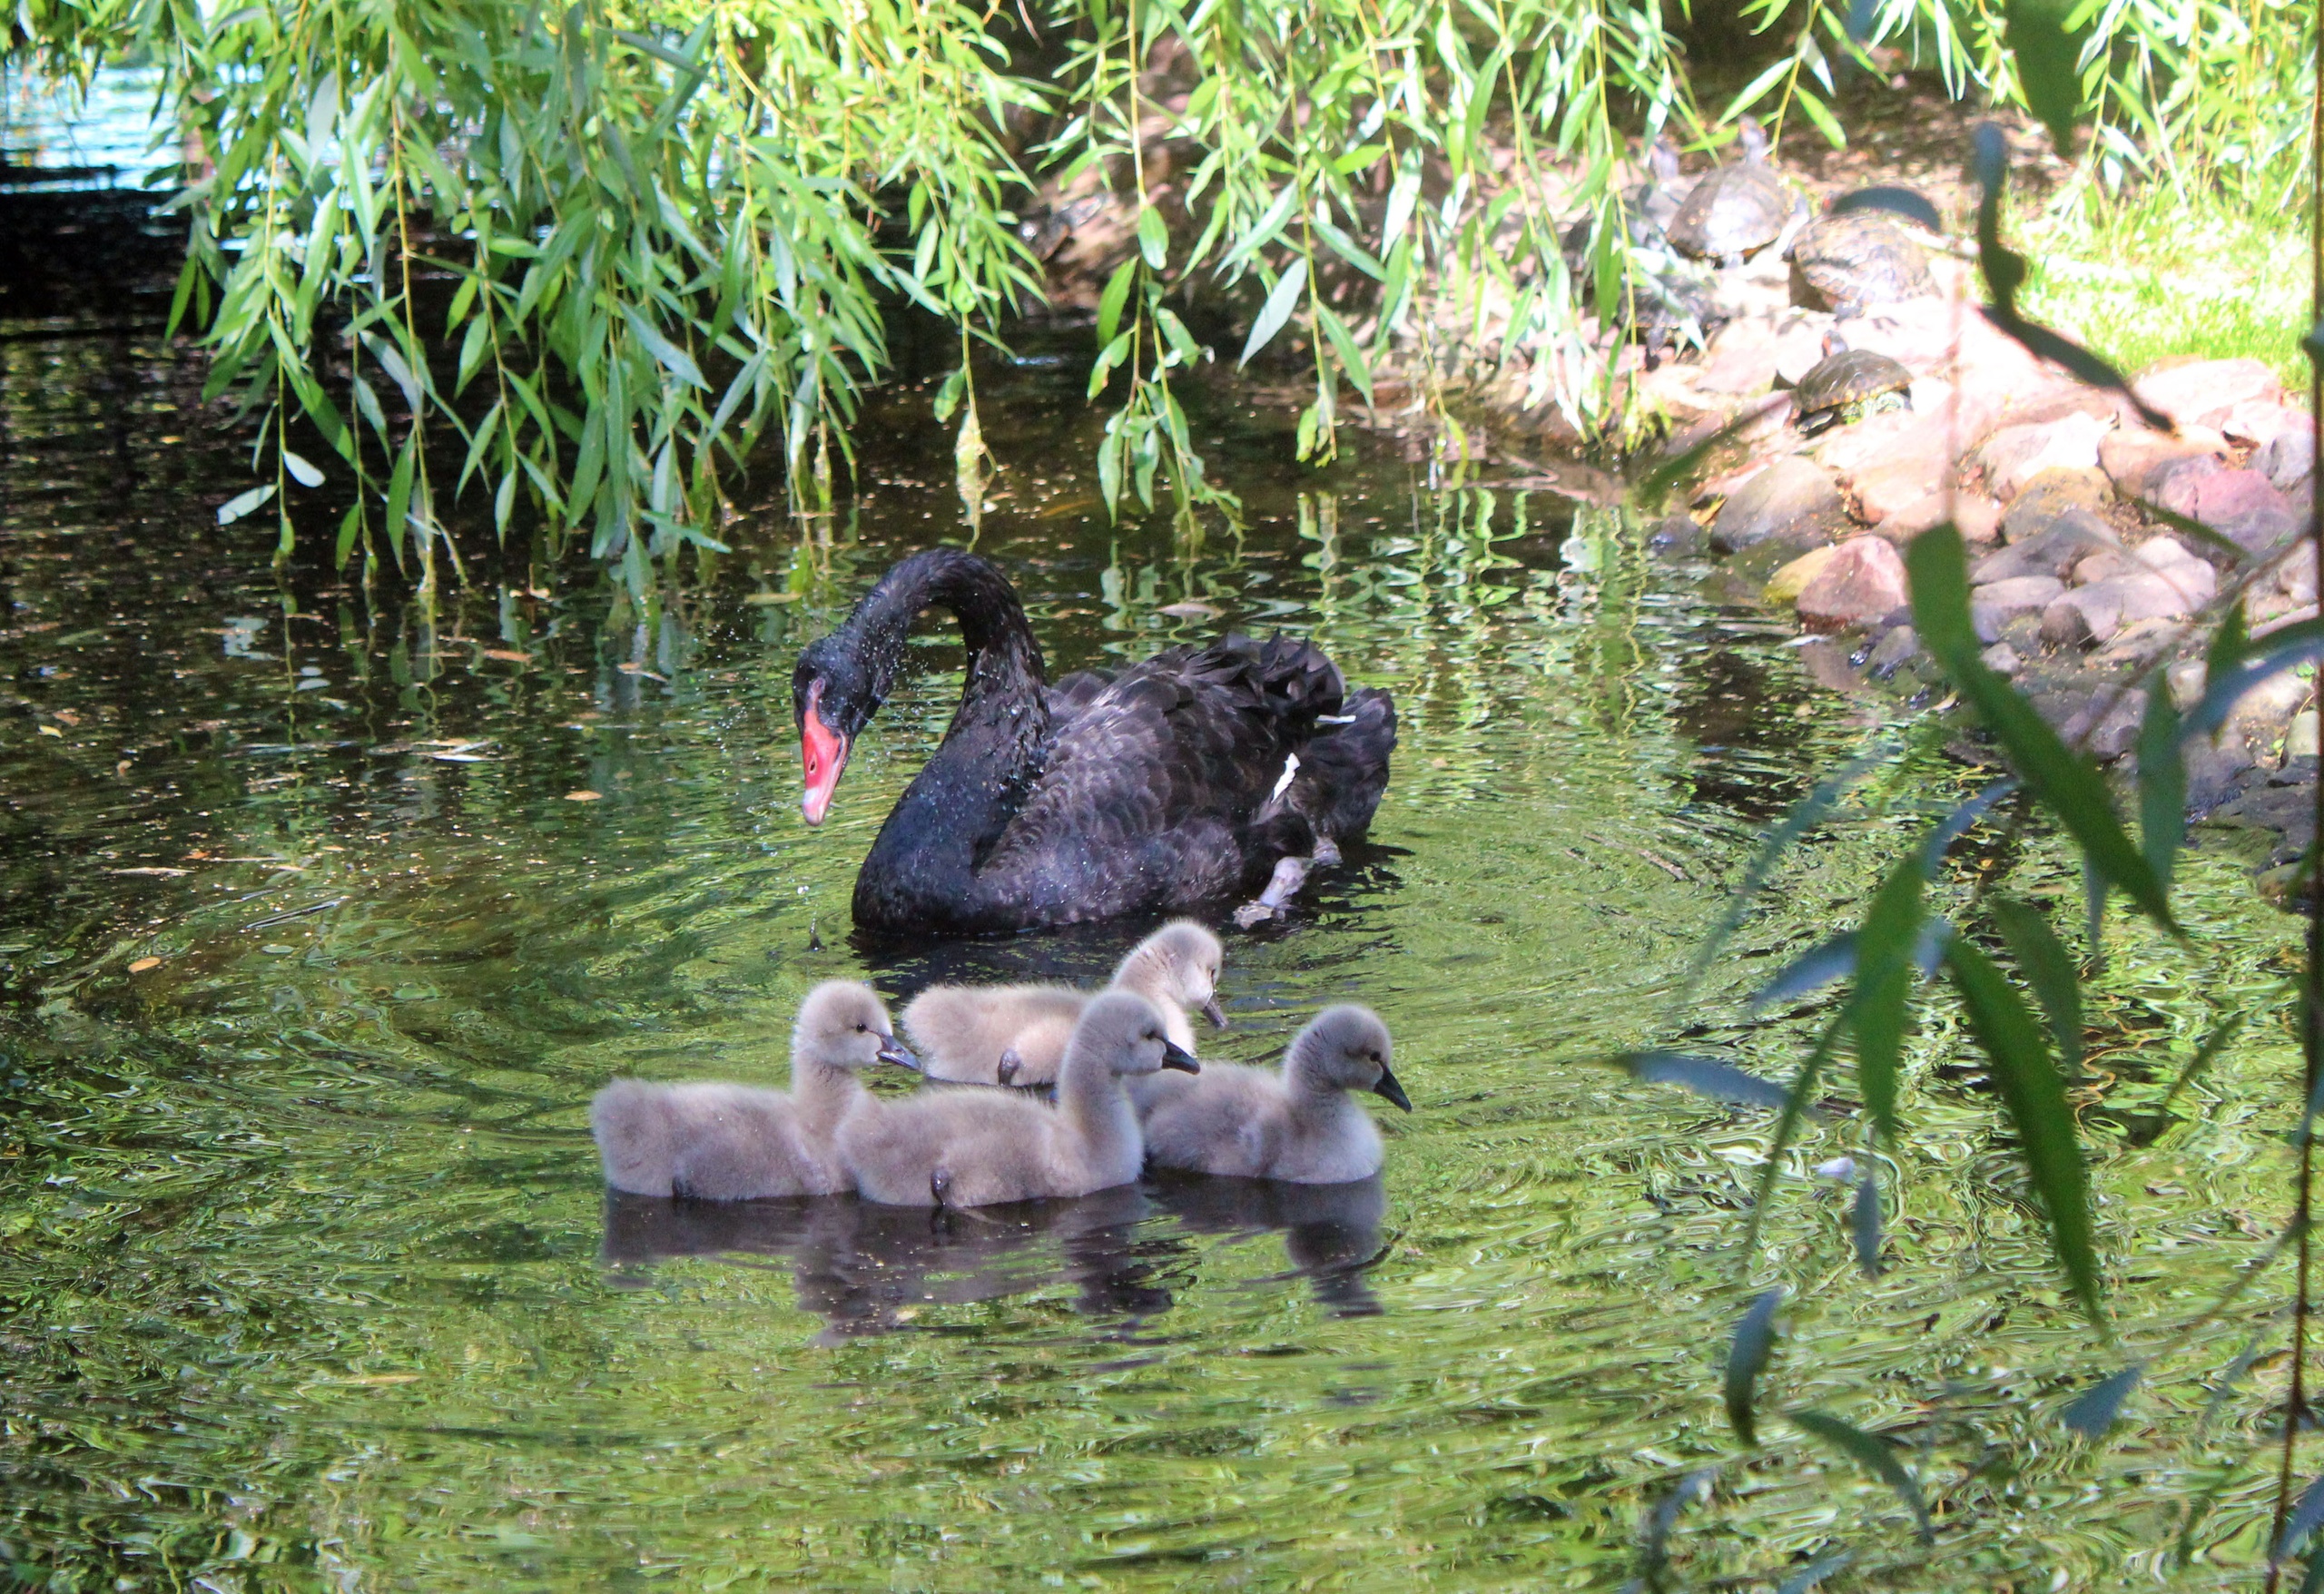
2132, 358, 2281, 430
2186, 469, 2301, 554
2099, 425, 2227, 502
2223, 402, 2309, 446
1975, 411, 2112, 500
1797, 536, 1910, 631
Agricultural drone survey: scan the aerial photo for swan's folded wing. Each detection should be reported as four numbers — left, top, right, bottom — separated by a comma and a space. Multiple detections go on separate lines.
980, 642, 1331, 910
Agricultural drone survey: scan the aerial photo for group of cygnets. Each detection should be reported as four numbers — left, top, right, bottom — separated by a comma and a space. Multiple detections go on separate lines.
591, 922, 1408, 1207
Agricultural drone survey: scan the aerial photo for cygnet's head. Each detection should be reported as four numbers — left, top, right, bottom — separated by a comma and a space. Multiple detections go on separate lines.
1289, 1005, 1407, 1110
1117, 920, 1227, 1028
793, 979, 919, 1072
1075, 991, 1201, 1078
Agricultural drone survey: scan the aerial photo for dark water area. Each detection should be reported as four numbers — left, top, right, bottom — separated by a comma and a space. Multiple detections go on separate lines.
0, 75, 2313, 1594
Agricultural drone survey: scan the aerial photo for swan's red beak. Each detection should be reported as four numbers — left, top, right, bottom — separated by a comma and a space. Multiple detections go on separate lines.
799, 683, 848, 827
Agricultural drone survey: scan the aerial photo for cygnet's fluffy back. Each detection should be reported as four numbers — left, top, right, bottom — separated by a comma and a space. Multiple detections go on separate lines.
901, 920, 1224, 1089
591, 979, 913, 1199
842, 991, 1198, 1206
1138, 1003, 1406, 1184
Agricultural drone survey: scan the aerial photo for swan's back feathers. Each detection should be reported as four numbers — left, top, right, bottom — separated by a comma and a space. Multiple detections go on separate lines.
1282, 685, 1395, 842
976, 635, 1350, 918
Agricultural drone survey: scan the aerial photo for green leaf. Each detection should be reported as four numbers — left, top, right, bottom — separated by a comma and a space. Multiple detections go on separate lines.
2138, 689, 2185, 896
1087, 331, 1133, 399
281, 449, 326, 488
1096, 257, 1138, 349
1239, 258, 1308, 369
1945, 935, 2103, 1322
1153, 307, 1206, 369
620, 307, 706, 388
1315, 303, 1374, 406
1989, 897, 2083, 1077
1724, 1289, 1783, 1446
1907, 526, 2177, 932
1136, 205, 1168, 271
1788, 1410, 1933, 1542
1848, 856, 1925, 1146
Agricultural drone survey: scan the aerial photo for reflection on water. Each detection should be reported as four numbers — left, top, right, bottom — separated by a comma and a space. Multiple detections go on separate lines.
0, 207, 2310, 1585
602, 1175, 1388, 1341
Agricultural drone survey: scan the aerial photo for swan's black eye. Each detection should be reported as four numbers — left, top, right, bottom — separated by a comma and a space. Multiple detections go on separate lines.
854, 1022, 869, 1033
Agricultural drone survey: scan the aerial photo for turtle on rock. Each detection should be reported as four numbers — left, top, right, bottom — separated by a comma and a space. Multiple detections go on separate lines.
1792, 335, 1914, 436
1787, 210, 1935, 318
1666, 119, 1792, 268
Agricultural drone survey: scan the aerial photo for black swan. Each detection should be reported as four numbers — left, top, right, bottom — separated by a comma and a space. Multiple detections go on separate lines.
791, 548, 1396, 935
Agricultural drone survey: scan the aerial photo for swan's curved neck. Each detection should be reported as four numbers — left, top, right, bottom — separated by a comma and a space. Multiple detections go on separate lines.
1058, 1057, 1143, 1185
846, 548, 1047, 718
848, 550, 1051, 928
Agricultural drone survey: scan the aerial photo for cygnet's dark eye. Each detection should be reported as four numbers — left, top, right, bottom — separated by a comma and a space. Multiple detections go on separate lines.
854, 1022, 869, 1033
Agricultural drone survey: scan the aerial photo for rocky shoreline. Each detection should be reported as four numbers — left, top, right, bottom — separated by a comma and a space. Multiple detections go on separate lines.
1636, 269, 2315, 898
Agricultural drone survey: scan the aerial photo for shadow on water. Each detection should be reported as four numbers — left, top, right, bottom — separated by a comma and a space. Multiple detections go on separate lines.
601, 1174, 1388, 1341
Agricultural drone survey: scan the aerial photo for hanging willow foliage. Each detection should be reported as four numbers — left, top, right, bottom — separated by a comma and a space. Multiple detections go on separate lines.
4, 0, 2311, 597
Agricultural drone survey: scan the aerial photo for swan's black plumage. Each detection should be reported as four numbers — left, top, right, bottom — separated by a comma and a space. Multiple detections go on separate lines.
792, 548, 1395, 935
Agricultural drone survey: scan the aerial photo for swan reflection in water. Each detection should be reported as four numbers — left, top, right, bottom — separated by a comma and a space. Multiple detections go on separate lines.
600, 1173, 1387, 1339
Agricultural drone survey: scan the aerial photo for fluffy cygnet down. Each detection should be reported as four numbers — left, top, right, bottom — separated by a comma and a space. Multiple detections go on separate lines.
1137, 1004, 1407, 1183
901, 920, 1225, 1089
842, 990, 1199, 1206
591, 980, 917, 1199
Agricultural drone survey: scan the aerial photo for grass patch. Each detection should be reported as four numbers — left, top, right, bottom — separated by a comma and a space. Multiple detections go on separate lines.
2016, 198, 2309, 387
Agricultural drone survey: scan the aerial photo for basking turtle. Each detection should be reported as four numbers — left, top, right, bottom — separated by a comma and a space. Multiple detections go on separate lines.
1827, 184, 1945, 234
1793, 339, 1913, 435
1666, 119, 1789, 268
1624, 263, 1724, 368
1787, 211, 1935, 318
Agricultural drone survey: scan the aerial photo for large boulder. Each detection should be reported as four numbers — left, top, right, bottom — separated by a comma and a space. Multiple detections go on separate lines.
2132, 358, 2281, 430
1712, 457, 1843, 552
1797, 536, 1910, 631
2099, 425, 2228, 502
2160, 468, 2301, 556
1973, 507, 2116, 582
1974, 412, 2112, 500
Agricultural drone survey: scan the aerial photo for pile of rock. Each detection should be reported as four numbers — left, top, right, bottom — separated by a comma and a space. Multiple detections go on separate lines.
1665, 308, 2316, 867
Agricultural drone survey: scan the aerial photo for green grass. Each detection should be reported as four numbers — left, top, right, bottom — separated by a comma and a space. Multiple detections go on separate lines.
2018, 197, 2310, 388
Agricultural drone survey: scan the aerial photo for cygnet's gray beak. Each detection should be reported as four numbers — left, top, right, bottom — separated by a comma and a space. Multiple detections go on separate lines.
1201, 997, 1227, 1028
996, 1049, 1021, 1086
1161, 1040, 1201, 1074
1372, 1066, 1412, 1112
876, 1036, 921, 1072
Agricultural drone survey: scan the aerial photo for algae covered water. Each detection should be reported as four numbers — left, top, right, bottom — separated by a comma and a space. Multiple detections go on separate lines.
0, 313, 2311, 1589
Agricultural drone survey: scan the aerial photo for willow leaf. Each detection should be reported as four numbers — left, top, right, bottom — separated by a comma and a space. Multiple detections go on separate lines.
2061, 1365, 2141, 1437
1851, 1175, 1884, 1277
1616, 1051, 1790, 1110
1239, 259, 1308, 368
1848, 857, 1924, 1146
1989, 897, 2083, 1077
1724, 1290, 1783, 1446
1787, 1409, 1933, 1542
1945, 936, 2104, 1322
2138, 689, 2185, 895
1907, 526, 2177, 931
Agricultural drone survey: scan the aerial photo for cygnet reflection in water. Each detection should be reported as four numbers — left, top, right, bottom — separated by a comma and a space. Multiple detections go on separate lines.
599, 1169, 1389, 1335
601, 1186, 1173, 1340
1144, 1171, 1389, 1317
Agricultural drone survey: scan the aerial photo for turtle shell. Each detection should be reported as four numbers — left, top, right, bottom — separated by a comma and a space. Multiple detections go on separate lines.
1795, 348, 1914, 418
1787, 212, 1935, 314
1666, 162, 1788, 261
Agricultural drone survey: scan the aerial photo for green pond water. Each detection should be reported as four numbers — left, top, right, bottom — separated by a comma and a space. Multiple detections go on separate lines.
0, 306, 2315, 1589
